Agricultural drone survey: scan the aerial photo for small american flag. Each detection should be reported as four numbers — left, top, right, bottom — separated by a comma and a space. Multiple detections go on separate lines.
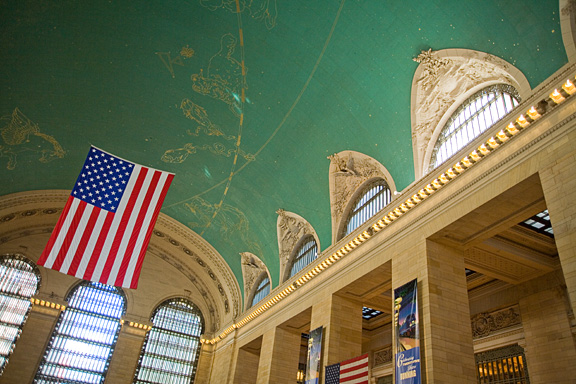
325, 354, 369, 384
38, 146, 174, 289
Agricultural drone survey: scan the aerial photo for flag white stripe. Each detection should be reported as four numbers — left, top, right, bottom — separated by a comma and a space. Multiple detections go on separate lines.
74, 208, 109, 279
123, 170, 170, 287
42, 198, 82, 269
107, 166, 155, 285
342, 377, 369, 384
59, 203, 95, 274
91, 165, 141, 281
341, 357, 368, 371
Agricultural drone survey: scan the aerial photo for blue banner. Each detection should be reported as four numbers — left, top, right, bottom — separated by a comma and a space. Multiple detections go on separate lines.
394, 279, 421, 384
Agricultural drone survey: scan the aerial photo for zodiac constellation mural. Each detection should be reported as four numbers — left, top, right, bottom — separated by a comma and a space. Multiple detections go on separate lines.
180, 98, 236, 140
161, 98, 255, 164
199, 0, 277, 30
186, 196, 263, 256
162, 142, 255, 164
191, 33, 247, 117
0, 108, 65, 170
156, 45, 196, 78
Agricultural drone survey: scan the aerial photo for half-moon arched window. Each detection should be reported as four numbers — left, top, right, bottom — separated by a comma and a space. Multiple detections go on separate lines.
35, 281, 126, 384
429, 84, 520, 171
340, 179, 391, 239
250, 274, 270, 308
134, 298, 204, 384
288, 235, 318, 279
0, 254, 41, 374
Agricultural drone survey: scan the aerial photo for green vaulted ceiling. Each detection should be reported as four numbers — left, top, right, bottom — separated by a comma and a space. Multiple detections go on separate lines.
0, 1, 567, 291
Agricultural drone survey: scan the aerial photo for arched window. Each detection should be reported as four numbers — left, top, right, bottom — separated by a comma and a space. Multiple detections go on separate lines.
341, 179, 391, 239
251, 274, 270, 308
430, 84, 520, 171
0, 254, 40, 374
289, 236, 318, 278
35, 281, 126, 384
134, 298, 204, 384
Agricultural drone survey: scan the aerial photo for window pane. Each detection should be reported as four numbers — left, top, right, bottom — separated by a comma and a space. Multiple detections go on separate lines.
290, 237, 318, 278
343, 180, 391, 238
251, 276, 270, 307
134, 299, 204, 384
0, 255, 40, 374
430, 84, 520, 171
35, 282, 125, 384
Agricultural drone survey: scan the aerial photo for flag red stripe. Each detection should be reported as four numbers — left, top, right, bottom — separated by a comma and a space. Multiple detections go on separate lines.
82, 211, 115, 280
38, 196, 75, 266
100, 167, 148, 283
114, 170, 161, 286
51, 201, 87, 271
340, 361, 369, 374
341, 354, 369, 365
68, 206, 100, 275
129, 172, 174, 288
340, 370, 368, 382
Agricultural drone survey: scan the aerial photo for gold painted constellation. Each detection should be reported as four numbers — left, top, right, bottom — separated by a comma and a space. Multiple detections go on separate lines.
161, 142, 255, 164
186, 196, 263, 255
181, 98, 236, 140
0, 108, 65, 170
199, 0, 277, 30
191, 33, 246, 117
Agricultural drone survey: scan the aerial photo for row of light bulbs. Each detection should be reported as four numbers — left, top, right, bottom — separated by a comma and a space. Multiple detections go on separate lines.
30, 298, 152, 331
201, 76, 576, 345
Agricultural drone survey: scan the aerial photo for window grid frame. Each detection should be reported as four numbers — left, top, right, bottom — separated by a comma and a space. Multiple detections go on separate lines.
0, 254, 41, 375
429, 84, 520, 172
341, 179, 392, 240
475, 344, 530, 384
289, 236, 318, 278
134, 298, 204, 384
251, 274, 271, 308
34, 281, 126, 384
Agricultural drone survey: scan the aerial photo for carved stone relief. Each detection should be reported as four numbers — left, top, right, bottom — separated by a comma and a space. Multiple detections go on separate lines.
276, 209, 319, 282
328, 151, 396, 243
471, 305, 522, 339
410, 49, 530, 179
373, 345, 393, 367
240, 252, 270, 309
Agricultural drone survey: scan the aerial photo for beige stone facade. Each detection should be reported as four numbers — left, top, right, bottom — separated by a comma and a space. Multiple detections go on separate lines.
1, 61, 576, 384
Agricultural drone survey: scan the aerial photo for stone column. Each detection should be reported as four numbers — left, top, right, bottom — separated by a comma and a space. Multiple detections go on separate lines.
539, 125, 576, 316
392, 239, 476, 383
232, 345, 260, 384
1, 304, 60, 384
310, 293, 363, 381
195, 342, 215, 384
255, 326, 301, 383
518, 274, 576, 381
105, 322, 148, 383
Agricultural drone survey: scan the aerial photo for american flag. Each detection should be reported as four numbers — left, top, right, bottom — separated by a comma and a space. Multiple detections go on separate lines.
325, 354, 369, 384
38, 146, 174, 289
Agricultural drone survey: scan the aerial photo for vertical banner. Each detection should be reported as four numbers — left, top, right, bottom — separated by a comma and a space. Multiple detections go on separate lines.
394, 279, 421, 384
305, 326, 324, 384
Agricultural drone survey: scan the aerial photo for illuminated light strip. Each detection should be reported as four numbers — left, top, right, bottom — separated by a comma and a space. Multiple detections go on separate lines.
201, 74, 576, 345
31, 298, 65, 311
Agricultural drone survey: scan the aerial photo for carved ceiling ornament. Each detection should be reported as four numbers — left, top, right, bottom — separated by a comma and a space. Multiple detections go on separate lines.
328, 150, 396, 243
410, 49, 531, 179
276, 209, 319, 282
240, 252, 269, 309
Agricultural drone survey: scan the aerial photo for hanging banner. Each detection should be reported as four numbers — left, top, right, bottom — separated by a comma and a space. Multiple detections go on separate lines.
305, 326, 324, 384
394, 278, 421, 384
